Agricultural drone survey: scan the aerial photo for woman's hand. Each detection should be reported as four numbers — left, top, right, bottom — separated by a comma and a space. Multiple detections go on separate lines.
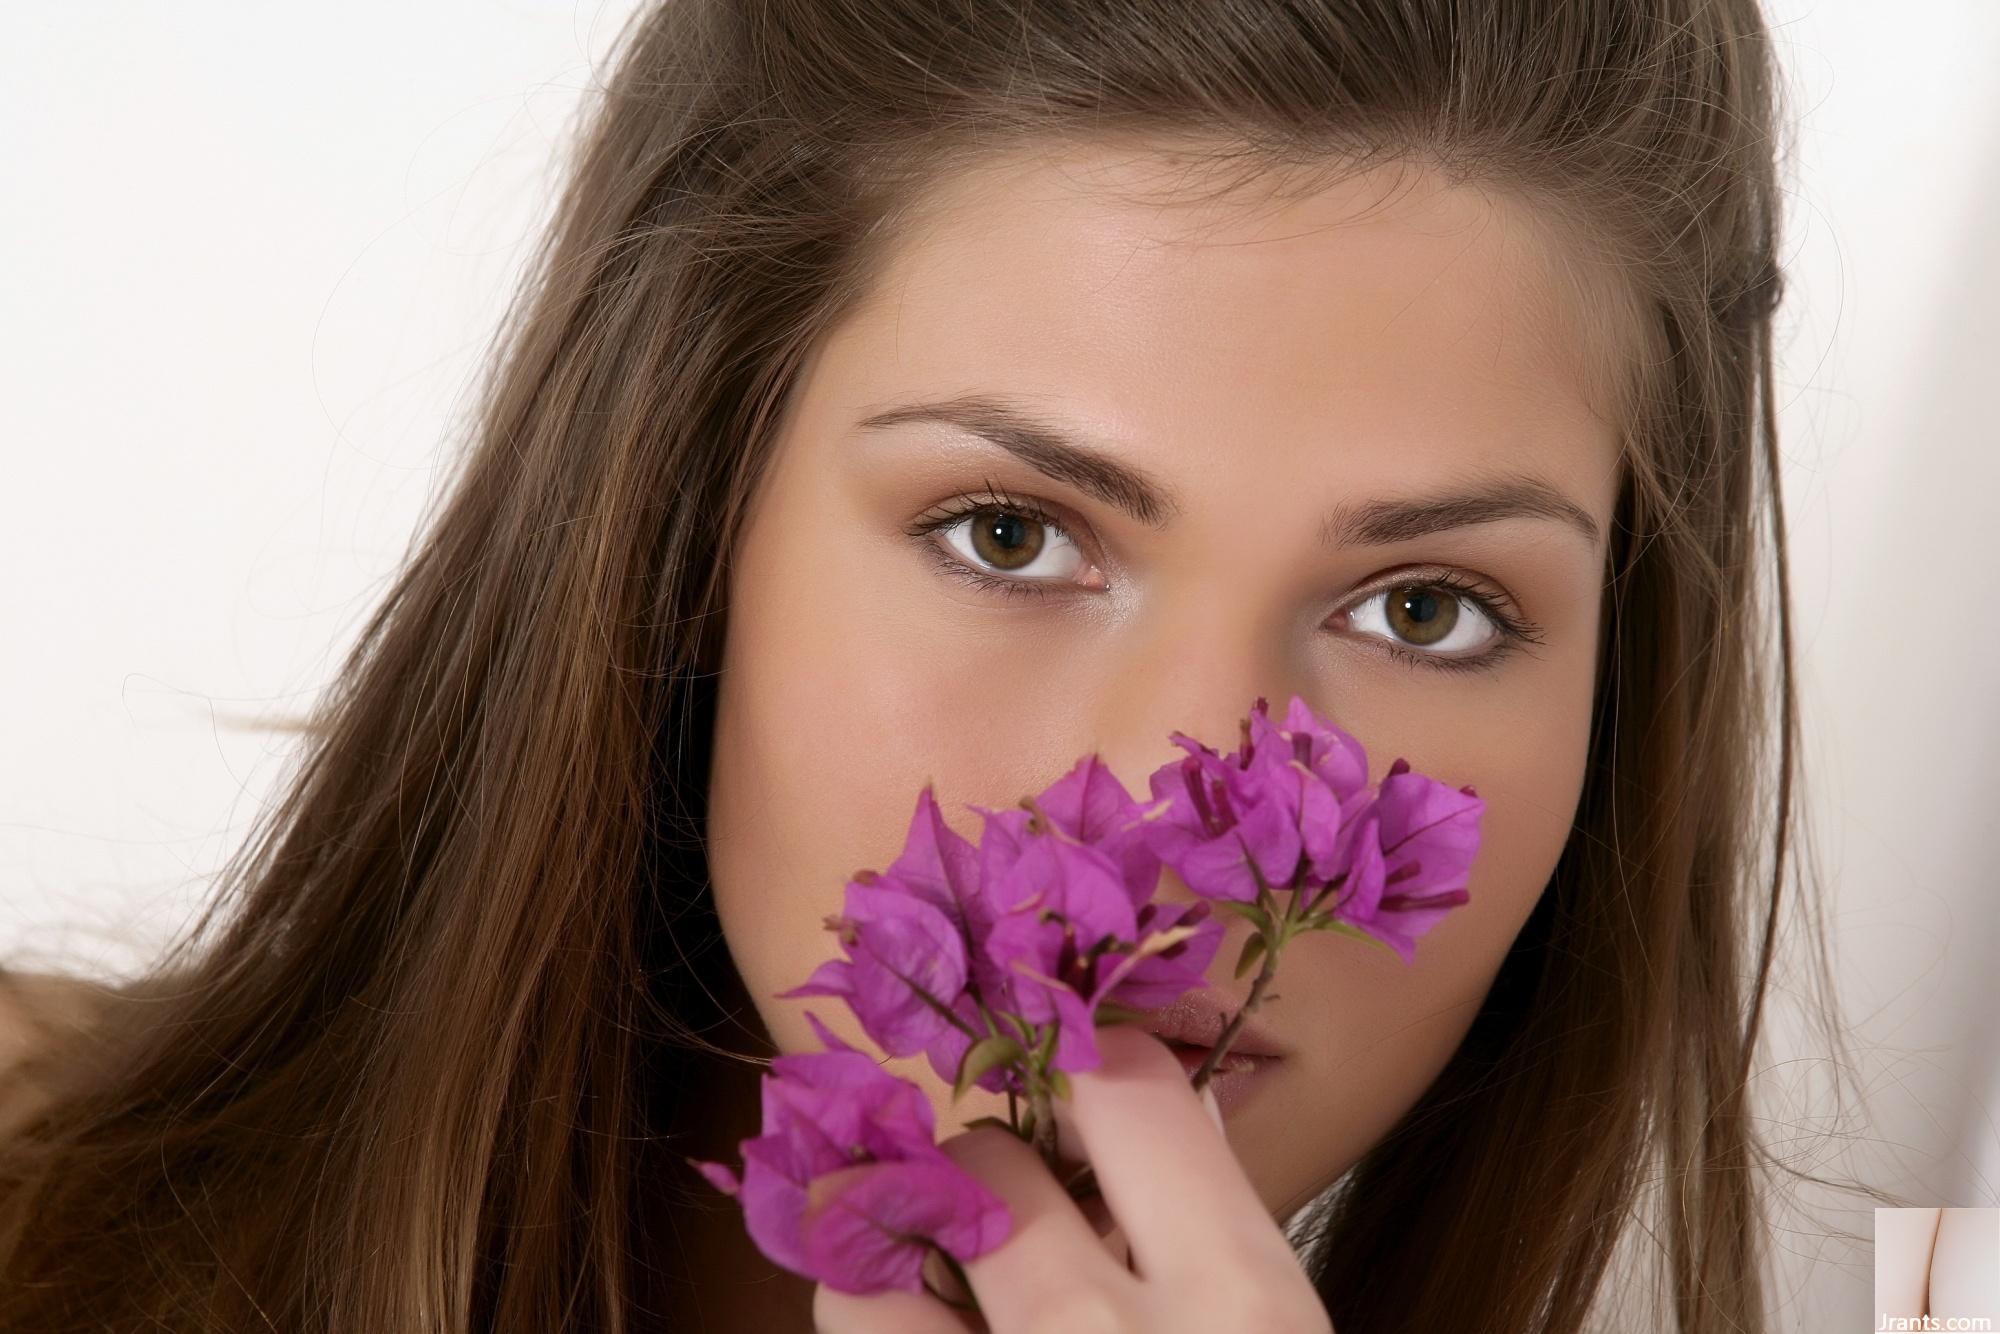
812, 1023, 1334, 1333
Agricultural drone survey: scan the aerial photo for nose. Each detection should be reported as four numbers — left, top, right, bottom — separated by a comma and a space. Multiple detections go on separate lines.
1083, 609, 1314, 788
1082, 662, 1314, 879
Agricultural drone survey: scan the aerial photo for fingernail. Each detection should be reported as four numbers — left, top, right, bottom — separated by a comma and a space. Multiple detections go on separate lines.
1200, 1082, 1225, 1134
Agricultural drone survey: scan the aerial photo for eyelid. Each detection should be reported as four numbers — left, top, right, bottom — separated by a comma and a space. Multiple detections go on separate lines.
903, 481, 1105, 581
906, 487, 1546, 673
1337, 569, 1546, 674
1343, 566, 1540, 642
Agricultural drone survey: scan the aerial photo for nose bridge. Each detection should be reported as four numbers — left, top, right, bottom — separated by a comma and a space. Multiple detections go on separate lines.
1084, 637, 1294, 813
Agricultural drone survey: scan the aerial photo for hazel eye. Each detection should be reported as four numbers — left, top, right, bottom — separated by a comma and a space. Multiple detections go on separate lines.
934, 506, 1088, 584
1343, 581, 1503, 657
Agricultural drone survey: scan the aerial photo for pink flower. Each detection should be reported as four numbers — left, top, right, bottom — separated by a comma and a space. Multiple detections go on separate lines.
1026, 752, 1171, 907
708, 695, 1485, 1295
809, 758, 1220, 1093
960, 760, 1225, 1074
973, 813, 1139, 1072
1019, 755, 1225, 1010
1128, 719, 1281, 901
1319, 757, 1484, 963
1135, 694, 1373, 902
688, 1013, 1011, 1295
777, 875, 969, 1060
781, 785, 1005, 1077
1244, 692, 1375, 884
1101, 895, 1221, 1008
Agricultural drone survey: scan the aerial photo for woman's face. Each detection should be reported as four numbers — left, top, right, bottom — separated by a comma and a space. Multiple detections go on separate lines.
705, 142, 1625, 1221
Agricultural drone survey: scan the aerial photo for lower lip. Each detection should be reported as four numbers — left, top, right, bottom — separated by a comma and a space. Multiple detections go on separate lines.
1167, 1044, 1280, 1115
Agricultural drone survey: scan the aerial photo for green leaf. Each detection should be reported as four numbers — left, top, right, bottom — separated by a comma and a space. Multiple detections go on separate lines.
1233, 933, 1268, 979
1315, 918, 1404, 961
1093, 1000, 1151, 1028
1214, 899, 1273, 932
953, 1035, 1027, 1100
1047, 1068, 1072, 1101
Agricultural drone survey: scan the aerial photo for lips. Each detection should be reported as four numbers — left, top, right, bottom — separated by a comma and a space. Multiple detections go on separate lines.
1161, 1039, 1265, 1078
1157, 1037, 1281, 1117
1141, 986, 1287, 1059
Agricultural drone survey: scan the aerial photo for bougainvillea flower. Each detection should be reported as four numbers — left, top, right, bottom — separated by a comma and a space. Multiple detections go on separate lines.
1023, 752, 1169, 908
777, 875, 969, 1059
922, 989, 1026, 1096
1243, 693, 1375, 883
976, 821, 1139, 1072
699, 694, 1488, 1297
1017, 753, 1227, 1009
1096, 896, 1224, 1009
1322, 757, 1484, 963
795, 1157, 1013, 1294
687, 1012, 1010, 1294
1138, 730, 1308, 901
876, 783, 1001, 950
1138, 694, 1414, 902
921, 895, 1222, 1085
785, 784, 1008, 1088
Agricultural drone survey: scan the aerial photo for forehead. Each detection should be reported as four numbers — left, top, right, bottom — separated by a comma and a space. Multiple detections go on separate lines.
815, 141, 1628, 513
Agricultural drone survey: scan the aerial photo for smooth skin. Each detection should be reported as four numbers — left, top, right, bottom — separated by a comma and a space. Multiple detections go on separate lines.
1877, 1206, 2000, 1322
700, 137, 1635, 1329
1875, 1207, 1941, 1317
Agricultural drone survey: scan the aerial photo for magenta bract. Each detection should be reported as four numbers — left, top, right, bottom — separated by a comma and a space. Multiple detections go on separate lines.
699, 694, 1486, 1298
1324, 756, 1484, 962
687, 1012, 1010, 1295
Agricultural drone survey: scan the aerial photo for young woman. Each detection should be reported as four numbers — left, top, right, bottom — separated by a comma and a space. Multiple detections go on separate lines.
0, 0, 1844, 1329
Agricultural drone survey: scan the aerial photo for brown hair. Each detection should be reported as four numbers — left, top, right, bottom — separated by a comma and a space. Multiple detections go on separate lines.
0, 1, 1861, 1329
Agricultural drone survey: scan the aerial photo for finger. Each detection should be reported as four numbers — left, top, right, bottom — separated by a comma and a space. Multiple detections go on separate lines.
813, 1278, 980, 1334
1058, 1024, 1296, 1281
1073, 1184, 1134, 1271
1055, 1155, 1136, 1271
936, 1124, 1136, 1329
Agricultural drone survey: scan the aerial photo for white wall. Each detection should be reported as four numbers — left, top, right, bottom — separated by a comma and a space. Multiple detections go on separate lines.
2, 1, 635, 969
3, 3, 1995, 1327
1747, 0, 2000, 1326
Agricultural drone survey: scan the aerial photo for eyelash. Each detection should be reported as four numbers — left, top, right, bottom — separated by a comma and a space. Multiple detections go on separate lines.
903, 484, 1548, 675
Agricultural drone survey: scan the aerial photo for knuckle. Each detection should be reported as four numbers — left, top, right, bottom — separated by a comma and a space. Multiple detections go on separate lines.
1018, 1288, 1133, 1334
936, 1122, 1033, 1174
1180, 1284, 1331, 1334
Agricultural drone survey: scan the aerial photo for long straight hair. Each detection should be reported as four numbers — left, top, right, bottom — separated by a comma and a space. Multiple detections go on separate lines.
1, 1, 1852, 1329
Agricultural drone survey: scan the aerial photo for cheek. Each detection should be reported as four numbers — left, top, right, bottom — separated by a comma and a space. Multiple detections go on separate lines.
1248, 681, 1592, 1210
702, 471, 1049, 1057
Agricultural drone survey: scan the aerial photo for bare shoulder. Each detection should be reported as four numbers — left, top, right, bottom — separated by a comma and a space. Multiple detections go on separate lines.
0, 969, 110, 1058
0, 969, 114, 1133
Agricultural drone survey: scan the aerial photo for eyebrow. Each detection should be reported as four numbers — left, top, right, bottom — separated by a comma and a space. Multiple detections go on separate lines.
855, 393, 1602, 551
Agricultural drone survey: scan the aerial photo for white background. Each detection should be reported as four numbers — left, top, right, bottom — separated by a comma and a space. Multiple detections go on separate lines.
3, 3, 1996, 1326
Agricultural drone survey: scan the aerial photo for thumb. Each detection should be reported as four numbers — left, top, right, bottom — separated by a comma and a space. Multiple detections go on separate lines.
1199, 1079, 1226, 1135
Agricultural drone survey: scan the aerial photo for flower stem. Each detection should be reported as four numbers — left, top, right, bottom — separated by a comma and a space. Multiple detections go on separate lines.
1188, 935, 1282, 1093
1028, 1081, 1057, 1168
1303, 869, 1349, 918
